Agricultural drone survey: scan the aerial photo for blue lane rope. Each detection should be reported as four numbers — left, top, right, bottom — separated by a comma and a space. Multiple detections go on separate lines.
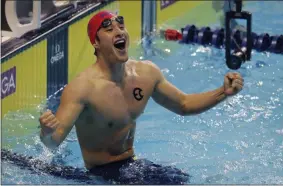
163, 27, 283, 54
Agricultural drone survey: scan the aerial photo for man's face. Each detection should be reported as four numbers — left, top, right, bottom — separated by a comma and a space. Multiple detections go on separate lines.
95, 16, 130, 63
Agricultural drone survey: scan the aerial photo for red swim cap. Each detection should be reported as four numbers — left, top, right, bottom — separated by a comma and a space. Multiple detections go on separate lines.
87, 10, 116, 45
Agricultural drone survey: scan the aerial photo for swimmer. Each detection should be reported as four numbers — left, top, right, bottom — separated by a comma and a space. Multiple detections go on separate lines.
39, 11, 244, 184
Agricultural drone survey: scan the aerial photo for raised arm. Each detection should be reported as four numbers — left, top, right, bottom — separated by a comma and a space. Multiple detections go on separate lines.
39, 79, 88, 149
150, 61, 243, 116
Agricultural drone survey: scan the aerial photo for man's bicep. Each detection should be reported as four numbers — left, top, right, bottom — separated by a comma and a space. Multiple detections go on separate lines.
52, 87, 85, 145
152, 74, 186, 115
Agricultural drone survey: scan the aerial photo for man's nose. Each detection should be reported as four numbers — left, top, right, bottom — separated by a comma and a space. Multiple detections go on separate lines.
114, 28, 124, 38
112, 23, 124, 34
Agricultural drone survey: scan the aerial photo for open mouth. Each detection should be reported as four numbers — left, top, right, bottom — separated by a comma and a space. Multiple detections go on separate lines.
114, 39, 126, 50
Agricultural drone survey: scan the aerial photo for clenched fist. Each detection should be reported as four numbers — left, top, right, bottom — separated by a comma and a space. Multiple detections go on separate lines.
39, 110, 59, 136
224, 72, 244, 96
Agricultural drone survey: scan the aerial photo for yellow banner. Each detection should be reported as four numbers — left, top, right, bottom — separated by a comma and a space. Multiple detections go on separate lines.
1, 40, 47, 118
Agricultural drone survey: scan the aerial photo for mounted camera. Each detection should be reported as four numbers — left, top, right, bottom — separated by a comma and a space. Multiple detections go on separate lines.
225, 0, 252, 70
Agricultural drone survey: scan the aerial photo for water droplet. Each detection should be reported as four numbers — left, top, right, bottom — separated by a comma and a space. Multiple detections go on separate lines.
257, 81, 263, 86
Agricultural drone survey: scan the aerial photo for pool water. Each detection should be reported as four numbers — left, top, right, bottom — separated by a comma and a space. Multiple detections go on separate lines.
2, 1, 283, 185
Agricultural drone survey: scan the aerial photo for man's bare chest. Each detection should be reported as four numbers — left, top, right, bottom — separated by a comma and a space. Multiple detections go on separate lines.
92, 77, 155, 121
75, 77, 154, 144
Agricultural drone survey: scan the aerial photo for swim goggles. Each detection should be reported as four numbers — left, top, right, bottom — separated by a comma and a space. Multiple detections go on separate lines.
100, 16, 124, 28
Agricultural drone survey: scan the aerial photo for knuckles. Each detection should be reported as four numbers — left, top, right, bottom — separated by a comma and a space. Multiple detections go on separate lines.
39, 113, 57, 125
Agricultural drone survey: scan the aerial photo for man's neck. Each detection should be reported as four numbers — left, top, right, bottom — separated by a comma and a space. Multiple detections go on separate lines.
95, 57, 125, 84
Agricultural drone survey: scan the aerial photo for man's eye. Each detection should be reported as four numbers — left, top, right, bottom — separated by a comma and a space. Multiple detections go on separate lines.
106, 29, 113, 32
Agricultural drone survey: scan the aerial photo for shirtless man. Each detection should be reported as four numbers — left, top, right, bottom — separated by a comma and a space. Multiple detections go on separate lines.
39, 11, 244, 184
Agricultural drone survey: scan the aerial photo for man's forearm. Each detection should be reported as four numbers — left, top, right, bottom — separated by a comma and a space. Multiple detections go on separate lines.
181, 86, 227, 115
40, 130, 58, 149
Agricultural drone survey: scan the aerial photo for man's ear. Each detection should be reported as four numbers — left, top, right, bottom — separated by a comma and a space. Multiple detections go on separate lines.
93, 42, 99, 49
92, 34, 99, 48
93, 37, 99, 47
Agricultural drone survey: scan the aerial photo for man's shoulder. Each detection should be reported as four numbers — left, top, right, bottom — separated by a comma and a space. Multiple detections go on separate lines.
127, 59, 161, 73
68, 72, 90, 88
126, 59, 163, 85
128, 59, 156, 65
65, 69, 110, 95
61, 72, 93, 99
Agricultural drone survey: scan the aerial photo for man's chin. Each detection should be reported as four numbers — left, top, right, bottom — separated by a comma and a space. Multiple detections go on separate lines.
117, 55, 129, 63
114, 49, 129, 62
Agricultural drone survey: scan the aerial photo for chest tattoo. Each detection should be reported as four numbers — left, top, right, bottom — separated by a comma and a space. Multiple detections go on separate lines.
133, 87, 144, 101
